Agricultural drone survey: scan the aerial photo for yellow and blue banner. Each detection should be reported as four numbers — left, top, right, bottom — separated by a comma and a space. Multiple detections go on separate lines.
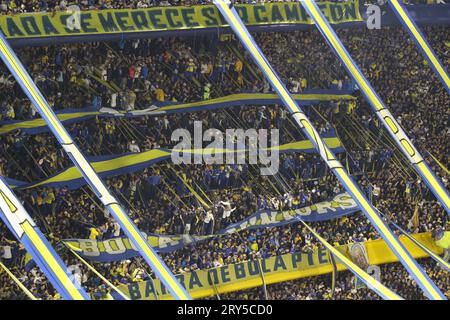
7, 135, 343, 190
0, 177, 90, 300
300, 0, 450, 215
223, 192, 358, 233
0, 91, 355, 136
214, 0, 445, 300
114, 248, 339, 300
388, 0, 450, 94
0, 2, 362, 41
2, 2, 449, 46
63, 191, 359, 262
0, 107, 98, 136
65, 233, 211, 263
0, 30, 190, 300
109, 232, 442, 300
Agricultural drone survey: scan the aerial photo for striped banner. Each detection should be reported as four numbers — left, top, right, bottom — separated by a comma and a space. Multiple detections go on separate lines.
0, 91, 355, 136
0, 177, 90, 300
7, 135, 343, 190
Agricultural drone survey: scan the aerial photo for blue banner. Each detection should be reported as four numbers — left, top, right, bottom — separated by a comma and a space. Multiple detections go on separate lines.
63, 191, 358, 262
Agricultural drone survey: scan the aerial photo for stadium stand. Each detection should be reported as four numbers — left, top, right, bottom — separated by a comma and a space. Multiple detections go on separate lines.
0, 0, 449, 300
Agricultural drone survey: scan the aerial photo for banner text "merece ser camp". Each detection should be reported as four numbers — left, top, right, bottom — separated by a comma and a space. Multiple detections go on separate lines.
0, 2, 362, 39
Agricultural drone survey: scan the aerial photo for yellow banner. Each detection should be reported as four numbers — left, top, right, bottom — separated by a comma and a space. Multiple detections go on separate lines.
0, 2, 362, 39
120, 246, 344, 300
116, 232, 442, 300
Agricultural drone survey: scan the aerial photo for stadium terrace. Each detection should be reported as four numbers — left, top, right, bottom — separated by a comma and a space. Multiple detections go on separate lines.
0, 0, 449, 305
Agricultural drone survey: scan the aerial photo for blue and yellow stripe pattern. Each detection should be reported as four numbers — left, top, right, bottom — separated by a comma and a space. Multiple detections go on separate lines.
7, 137, 343, 190
0, 91, 355, 136
0, 31, 191, 300
0, 177, 90, 300
299, 0, 450, 215
213, 0, 446, 300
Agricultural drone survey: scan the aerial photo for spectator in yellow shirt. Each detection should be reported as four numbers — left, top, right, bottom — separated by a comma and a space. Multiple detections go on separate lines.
234, 59, 243, 73
250, 240, 259, 252
89, 227, 100, 240
155, 87, 165, 102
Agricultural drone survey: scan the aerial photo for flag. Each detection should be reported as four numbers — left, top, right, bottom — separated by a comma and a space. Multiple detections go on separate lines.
409, 202, 420, 230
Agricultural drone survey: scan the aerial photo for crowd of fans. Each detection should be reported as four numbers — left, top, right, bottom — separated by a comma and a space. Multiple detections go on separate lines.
0, 2, 449, 300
